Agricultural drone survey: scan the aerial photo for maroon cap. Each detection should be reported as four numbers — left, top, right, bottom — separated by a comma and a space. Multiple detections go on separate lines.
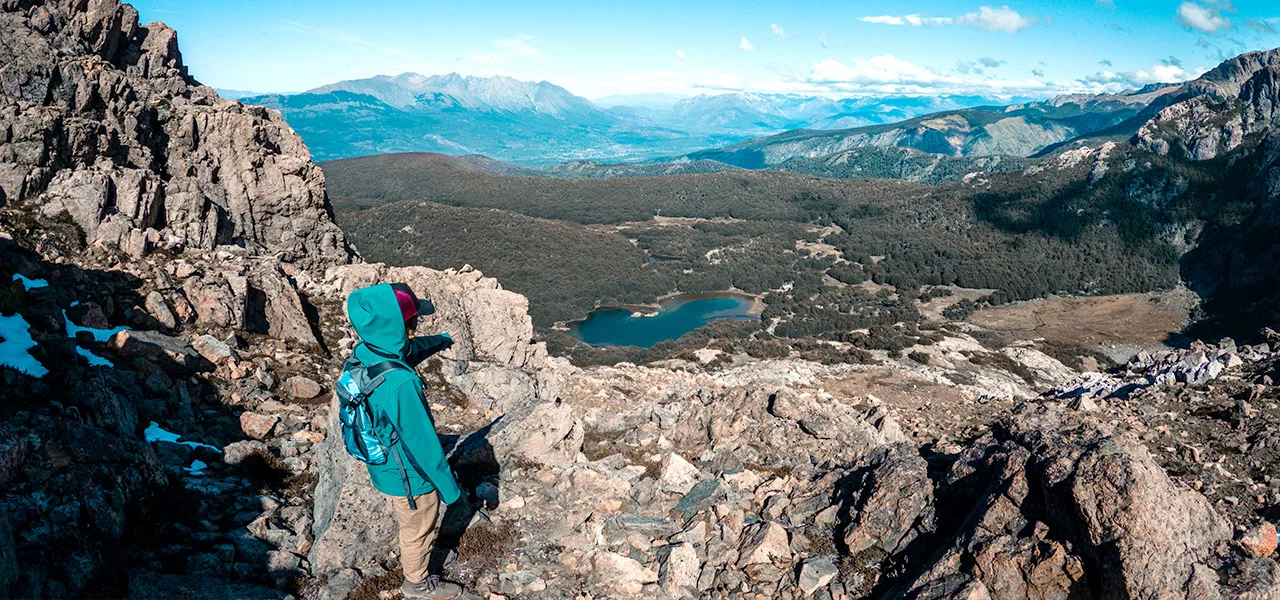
389, 283, 435, 323
394, 289, 418, 322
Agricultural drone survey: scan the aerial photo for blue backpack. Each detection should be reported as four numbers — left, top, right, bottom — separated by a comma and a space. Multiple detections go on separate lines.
335, 355, 421, 508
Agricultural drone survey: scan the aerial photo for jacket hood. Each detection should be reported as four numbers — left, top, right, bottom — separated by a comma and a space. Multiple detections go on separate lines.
346, 283, 409, 358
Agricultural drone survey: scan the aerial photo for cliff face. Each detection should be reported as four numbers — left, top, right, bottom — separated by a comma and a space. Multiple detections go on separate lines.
1135, 49, 1280, 161
0, 0, 353, 269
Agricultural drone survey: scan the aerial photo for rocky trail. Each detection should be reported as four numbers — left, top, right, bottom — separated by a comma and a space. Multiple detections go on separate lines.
1, 1, 1279, 599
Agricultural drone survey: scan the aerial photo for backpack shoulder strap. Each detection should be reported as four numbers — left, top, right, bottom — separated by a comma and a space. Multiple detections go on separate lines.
360, 358, 420, 510
364, 360, 408, 381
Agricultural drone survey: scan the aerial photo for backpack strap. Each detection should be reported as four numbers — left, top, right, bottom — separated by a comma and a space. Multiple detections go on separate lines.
358, 358, 419, 510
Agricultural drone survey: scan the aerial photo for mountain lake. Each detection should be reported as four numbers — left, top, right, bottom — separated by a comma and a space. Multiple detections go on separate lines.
568, 292, 761, 348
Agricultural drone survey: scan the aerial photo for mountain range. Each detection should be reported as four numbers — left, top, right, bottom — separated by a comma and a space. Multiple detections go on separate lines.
242, 74, 1018, 164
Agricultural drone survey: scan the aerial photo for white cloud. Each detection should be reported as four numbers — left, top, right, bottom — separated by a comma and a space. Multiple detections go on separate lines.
740, 36, 755, 51
471, 34, 542, 66
809, 55, 943, 85
859, 14, 953, 27
1081, 62, 1199, 87
860, 6, 1038, 34
818, 33, 829, 47
956, 6, 1039, 34
797, 54, 1151, 97
770, 23, 786, 37
1176, 2, 1232, 34
676, 49, 686, 60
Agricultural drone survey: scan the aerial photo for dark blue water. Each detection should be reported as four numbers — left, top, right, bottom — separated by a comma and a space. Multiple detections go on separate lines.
569, 293, 759, 348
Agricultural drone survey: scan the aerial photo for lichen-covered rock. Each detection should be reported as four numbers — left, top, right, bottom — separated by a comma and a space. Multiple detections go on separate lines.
841, 443, 935, 556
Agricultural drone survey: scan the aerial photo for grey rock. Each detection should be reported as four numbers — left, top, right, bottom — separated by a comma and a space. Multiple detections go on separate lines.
738, 521, 790, 568
239, 412, 279, 440
144, 291, 178, 329
843, 444, 935, 556
192, 334, 234, 364
107, 330, 209, 373
659, 542, 700, 597
285, 376, 322, 400
798, 556, 838, 595
674, 479, 721, 519
617, 514, 682, 538
223, 440, 269, 465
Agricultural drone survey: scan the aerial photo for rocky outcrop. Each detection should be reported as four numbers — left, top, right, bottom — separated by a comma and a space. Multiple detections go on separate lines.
0, 0, 357, 596
1135, 49, 1280, 160
0, 0, 354, 269
845, 404, 1237, 600
308, 263, 566, 582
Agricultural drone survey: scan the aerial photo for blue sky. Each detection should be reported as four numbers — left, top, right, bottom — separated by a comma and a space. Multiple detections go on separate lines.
130, 0, 1280, 100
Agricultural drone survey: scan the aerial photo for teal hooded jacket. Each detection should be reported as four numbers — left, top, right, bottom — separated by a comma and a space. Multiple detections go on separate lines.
345, 283, 462, 505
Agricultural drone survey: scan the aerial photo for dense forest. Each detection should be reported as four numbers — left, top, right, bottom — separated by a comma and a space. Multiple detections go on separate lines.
326, 134, 1280, 361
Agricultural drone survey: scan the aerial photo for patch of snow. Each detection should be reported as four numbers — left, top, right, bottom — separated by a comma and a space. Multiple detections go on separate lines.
0, 313, 48, 377
185, 459, 208, 475
11, 274, 48, 291
62, 309, 129, 342
143, 421, 222, 453
75, 346, 113, 367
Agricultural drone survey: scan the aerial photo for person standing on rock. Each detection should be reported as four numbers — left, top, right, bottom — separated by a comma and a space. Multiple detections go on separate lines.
342, 282, 464, 600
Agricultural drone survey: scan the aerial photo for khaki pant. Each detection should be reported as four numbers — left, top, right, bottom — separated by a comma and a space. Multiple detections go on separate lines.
390, 490, 441, 583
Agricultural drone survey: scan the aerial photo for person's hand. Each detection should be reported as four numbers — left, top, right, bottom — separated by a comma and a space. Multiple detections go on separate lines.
440, 332, 454, 347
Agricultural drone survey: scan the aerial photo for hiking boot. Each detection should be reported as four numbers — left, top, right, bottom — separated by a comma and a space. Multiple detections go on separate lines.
400, 575, 463, 600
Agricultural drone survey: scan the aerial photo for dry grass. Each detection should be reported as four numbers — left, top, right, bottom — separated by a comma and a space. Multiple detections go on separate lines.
239, 448, 316, 497
581, 429, 626, 461
510, 458, 544, 471
744, 462, 795, 479
422, 358, 469, 409
457, 521, 518, 573
349, 568, 404, 600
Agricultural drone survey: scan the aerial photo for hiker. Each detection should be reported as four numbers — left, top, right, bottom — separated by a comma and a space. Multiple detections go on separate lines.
338, 282, 464, 600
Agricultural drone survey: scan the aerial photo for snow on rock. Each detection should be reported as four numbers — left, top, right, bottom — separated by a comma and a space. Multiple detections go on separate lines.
143, 421, 221, 453
0, 314, 47, 377
11, 274, 48, 291
75, 346, 113, 367
63, 309, 129, 342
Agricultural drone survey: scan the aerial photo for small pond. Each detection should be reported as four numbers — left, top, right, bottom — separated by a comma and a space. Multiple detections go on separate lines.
568, 292, 759, 348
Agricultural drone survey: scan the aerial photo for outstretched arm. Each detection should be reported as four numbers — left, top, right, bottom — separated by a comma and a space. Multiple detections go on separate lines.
404, 333, 453, 367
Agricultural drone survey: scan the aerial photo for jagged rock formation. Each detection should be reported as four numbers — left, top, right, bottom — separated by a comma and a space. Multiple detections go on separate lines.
0, 0, 354, 269
1137, 49, 1280, 160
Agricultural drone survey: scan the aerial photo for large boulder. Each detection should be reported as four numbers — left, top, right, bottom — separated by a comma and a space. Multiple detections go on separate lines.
900, 404, 1234, 600
1006, 404, 1231, 600
841, 443, 936, 556
309, 264, 575, 578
